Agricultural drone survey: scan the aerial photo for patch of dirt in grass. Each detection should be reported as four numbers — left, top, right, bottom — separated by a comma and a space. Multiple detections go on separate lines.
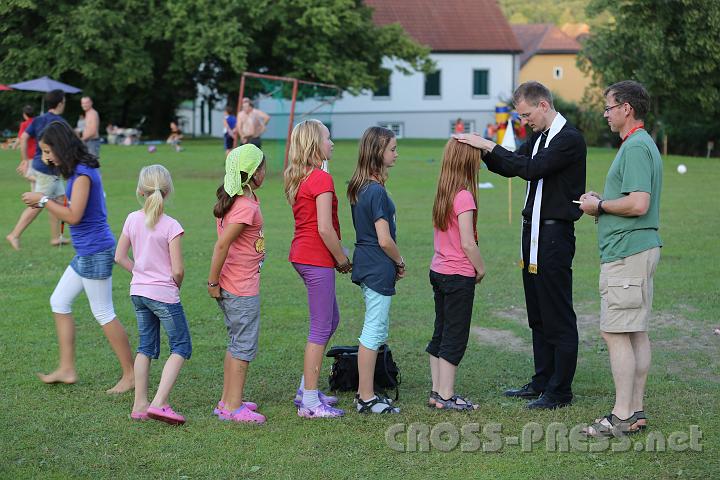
471, 326, 528, 353
485, 303, 719, 379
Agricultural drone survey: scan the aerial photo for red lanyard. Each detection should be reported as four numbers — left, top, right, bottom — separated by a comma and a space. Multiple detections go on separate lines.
622, 124, 644, 143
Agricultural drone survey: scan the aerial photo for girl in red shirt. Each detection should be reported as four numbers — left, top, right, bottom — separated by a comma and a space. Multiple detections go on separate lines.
284, 119, 350, 419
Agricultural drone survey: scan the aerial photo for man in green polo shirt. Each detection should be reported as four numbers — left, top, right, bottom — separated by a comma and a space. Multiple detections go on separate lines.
578, 80, 663, 436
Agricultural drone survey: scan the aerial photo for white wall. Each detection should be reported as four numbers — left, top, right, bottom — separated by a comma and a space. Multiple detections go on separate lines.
181, 52, 517, 139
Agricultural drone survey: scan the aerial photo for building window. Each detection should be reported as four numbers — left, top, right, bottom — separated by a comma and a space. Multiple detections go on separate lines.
450, 120, 474, 135
424, 70, 441, 97
473, 70, 489, 96
553, 67, 563, 79
378, 122, 403, 138
373, 69, 391, 98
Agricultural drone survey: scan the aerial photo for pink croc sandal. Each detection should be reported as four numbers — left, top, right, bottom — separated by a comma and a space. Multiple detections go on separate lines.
219, 404, 266, 424
130, 411, 149, 421
213, 400, 258, 415
147, 405, 186, 425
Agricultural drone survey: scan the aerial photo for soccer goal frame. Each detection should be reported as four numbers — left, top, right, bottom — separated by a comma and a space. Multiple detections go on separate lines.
237, 72, 342, 169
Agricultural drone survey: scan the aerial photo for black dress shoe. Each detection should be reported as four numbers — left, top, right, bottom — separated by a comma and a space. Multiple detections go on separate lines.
526, 394, 571, 410
503, 383, 542, 399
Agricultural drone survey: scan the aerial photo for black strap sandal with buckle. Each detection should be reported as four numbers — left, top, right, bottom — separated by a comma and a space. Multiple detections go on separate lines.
434, 394, 479, 411
357, 395, 400, 414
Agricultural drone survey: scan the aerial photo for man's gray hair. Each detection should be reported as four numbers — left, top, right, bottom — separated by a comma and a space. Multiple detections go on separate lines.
513, 81, 554, 109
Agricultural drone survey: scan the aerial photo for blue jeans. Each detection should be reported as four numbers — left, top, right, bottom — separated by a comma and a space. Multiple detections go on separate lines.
131, 295, 192, 359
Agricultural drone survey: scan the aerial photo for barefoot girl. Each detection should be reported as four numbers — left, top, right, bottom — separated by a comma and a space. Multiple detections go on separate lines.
426, 139, 486, 410
284, 119, 349, 418
115, 165, 191, 424
346, 126, 403, 414
22, 121, 134, 393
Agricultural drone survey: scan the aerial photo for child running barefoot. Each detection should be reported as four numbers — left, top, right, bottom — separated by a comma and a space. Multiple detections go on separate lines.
346, 127, 403, 414
21, 121, 134, 393
426, 139, 486, 411
208, 145, 267, 424
115, 165, 191, 425
284, 119, 350, 419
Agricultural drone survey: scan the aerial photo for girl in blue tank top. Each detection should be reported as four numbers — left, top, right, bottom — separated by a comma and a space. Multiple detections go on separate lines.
21, 121, 134, 394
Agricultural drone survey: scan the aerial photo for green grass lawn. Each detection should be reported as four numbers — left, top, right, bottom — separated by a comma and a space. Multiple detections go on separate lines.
0, 138, 718, 479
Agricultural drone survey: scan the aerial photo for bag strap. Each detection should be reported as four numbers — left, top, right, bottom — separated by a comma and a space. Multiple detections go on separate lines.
381, 344, 399, 401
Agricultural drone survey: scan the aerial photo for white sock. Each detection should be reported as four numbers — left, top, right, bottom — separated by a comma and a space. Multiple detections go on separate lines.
357, 395, 397, 413
302, 389, 321, 409
299, 375, 305, 392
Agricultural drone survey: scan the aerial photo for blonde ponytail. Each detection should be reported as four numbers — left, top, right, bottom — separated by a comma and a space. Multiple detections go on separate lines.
136, 165, 174, 229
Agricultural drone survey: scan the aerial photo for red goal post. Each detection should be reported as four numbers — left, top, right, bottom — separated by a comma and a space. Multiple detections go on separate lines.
237, 72, 342, 169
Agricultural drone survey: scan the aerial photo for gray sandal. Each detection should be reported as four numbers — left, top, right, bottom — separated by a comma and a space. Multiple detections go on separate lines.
434, 394, 478, 411
583, 413, 636, 437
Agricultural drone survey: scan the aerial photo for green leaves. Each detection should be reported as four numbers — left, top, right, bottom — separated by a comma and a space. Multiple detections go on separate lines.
0, 0, 430, 135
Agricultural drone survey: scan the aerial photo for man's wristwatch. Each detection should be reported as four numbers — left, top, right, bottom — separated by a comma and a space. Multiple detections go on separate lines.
207, 281, 219, 288
597, 200, 605, 215
37, 196, 50, 208
395, 257, 405, 271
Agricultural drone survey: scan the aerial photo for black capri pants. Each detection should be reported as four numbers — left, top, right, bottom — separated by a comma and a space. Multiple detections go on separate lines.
425, 270, 476, 366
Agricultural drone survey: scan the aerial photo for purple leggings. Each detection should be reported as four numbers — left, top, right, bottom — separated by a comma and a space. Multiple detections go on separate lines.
293, 263, 340, 345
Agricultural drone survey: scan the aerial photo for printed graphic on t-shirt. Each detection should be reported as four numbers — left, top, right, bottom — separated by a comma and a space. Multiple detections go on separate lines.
255, 229, 265, 254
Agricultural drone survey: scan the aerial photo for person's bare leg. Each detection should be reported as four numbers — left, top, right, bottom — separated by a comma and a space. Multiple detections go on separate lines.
150, 353, 185, 408
102, 318, 135, 393
436, 357, 458, 402
629, 331, 651, 426
132, 354, 151, 414
303, 342, 325, 390
6, 207, 41, 251
38, 313, 78, 384
428, 354, 440, 404
603, 331, 635, 420
220, 351, 231, 404
357, 344, 377, 401
224, 357, 249, 411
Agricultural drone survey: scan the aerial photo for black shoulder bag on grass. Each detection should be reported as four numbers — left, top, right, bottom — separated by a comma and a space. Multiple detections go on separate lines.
326, 344, 401, 401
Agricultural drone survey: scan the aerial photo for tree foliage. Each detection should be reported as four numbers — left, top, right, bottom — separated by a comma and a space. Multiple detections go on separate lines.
0, 0, 431, 135
578, 0, 720, 154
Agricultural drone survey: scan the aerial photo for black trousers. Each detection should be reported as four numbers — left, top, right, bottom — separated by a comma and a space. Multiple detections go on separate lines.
521, 222, 578, 402
426, 270, 476, 366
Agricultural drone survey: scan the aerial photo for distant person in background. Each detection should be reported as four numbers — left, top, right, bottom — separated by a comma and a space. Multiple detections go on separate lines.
80, 96, 101, 158
16, 105, 37, 189
236, 98, 270, 149
166, 120, 183, 152
454, 118, 465, 134
223, 105, 237, 156
6, 90, 70, 251
75, 112, 85, 137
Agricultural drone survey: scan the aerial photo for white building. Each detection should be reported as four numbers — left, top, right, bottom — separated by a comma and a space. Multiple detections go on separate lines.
181, 0, 521, 139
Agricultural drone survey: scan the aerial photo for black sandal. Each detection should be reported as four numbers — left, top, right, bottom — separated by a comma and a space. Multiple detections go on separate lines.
427, 391, 441, 408
434, 394, 478, 411
357, 396, 400, 414
629, 410, 647, 433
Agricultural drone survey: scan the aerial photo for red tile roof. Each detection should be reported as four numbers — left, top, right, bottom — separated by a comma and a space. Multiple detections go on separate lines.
365, 0, 521, 53
511, 24, 582, 66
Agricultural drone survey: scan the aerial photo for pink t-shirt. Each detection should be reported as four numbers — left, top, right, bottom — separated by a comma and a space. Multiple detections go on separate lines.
217, 194, 265, 297
430, 189, 477, 278
122, 211, 184, 304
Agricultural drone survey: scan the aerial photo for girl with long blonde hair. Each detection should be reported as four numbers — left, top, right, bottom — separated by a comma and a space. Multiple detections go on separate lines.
284, 119, 350, 418
426, 139, 486, 411
116, 164, 191, 424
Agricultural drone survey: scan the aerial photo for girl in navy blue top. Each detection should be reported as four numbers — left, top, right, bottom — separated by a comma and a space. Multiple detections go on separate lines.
22, 121, 134, 394
346, 126, 404, 414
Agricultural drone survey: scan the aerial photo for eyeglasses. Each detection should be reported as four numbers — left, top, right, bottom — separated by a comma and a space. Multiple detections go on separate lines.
604, 103, 625, 113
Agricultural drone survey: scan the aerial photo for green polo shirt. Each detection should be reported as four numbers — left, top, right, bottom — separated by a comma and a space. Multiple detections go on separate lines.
598, 129, 663, 263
